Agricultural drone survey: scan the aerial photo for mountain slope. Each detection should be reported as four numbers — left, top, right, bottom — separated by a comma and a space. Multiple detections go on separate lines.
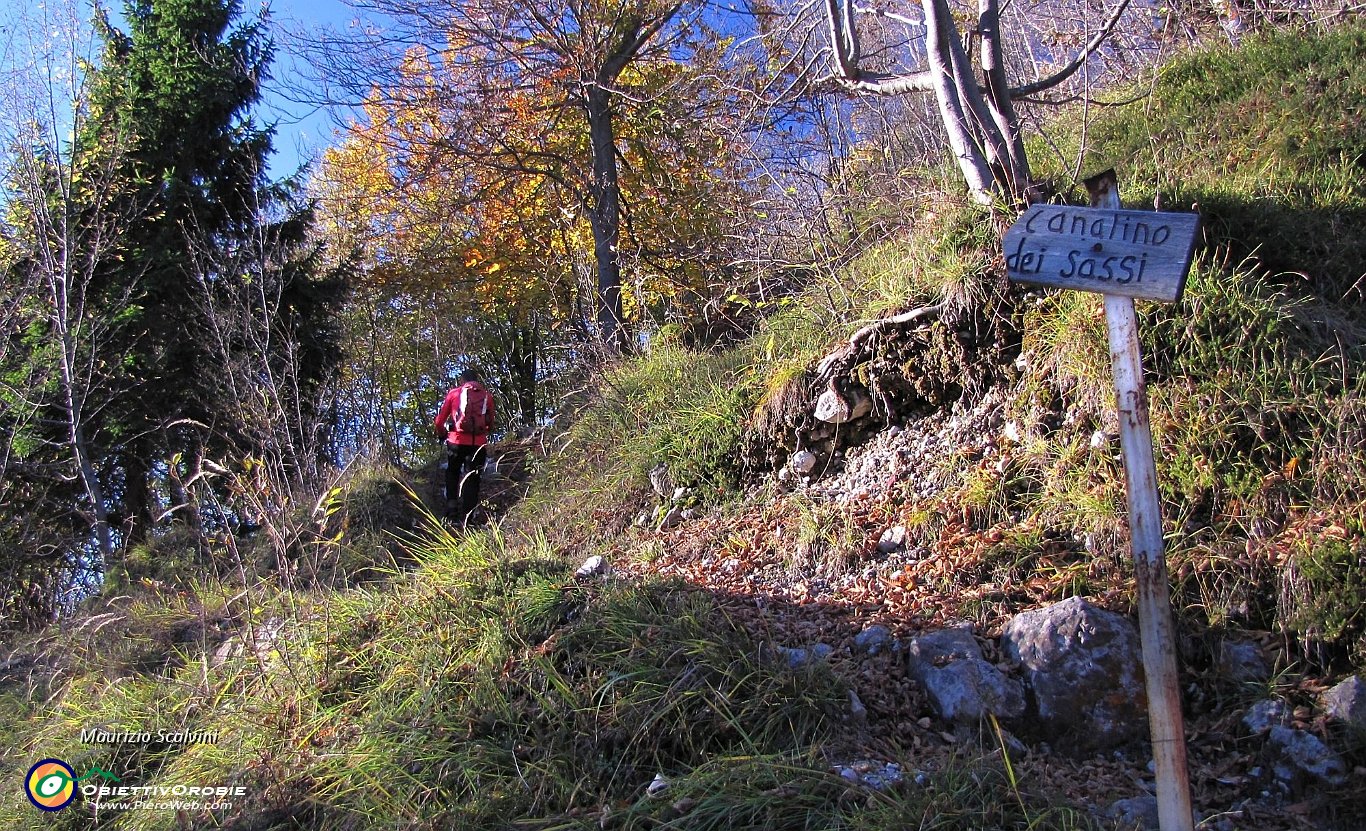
4, 21, 1366, 831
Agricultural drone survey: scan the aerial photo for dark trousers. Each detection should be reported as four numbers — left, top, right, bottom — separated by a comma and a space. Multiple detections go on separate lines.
445, 443, 486, 521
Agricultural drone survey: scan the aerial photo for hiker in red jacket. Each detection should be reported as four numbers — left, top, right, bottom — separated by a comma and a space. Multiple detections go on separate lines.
435, 368, 495, 526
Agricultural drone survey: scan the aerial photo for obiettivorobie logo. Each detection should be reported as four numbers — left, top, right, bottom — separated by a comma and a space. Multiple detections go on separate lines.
25, 759, 121, 811
24, 757, 246, 814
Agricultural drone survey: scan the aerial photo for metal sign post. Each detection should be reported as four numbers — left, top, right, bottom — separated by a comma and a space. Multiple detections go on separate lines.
1005, 169, 1198, 831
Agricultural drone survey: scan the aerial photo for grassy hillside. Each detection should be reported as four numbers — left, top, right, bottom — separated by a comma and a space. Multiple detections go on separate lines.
4, 22, 1366, 831
1027, 23, 1366, 653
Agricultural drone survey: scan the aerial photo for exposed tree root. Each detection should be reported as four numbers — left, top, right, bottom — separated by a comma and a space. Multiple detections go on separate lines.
816, 302, 946, 385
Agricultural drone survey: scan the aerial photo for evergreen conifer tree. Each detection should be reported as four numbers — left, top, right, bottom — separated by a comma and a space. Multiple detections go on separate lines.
84, 0, 344, 541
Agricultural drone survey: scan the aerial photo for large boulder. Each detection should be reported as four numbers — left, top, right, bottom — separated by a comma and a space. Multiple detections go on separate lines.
907, 626, 1025, 724
1000, 597, 1147, 754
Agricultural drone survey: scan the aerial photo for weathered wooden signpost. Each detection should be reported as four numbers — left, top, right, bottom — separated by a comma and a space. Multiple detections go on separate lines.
1004, 170, 1199, 831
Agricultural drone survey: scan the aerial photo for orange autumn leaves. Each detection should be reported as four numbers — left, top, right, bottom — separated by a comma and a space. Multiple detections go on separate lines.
315, 44, 746, 331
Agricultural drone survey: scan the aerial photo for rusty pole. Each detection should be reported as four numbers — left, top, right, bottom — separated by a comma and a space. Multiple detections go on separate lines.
1086, 169, 1194, 831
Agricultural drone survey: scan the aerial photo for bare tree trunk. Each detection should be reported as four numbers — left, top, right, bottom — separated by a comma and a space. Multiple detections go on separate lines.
587, 84, 627, 350
922, 0, 997, 203
509, 320, 540, 427
53, 317, 116, 564
978, 0, 1030, 192
822, 0, 1132, 204
26, 200, 121, 563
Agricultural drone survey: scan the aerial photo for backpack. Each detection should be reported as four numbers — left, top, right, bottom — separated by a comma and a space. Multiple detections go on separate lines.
452, 383, 493, 435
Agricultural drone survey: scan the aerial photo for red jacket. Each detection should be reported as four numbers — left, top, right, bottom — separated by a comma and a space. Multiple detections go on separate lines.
435, 382, 494, 446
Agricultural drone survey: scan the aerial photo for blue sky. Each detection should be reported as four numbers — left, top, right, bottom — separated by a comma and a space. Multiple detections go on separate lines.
253, 0, 372, 178
0, 0, 375, 180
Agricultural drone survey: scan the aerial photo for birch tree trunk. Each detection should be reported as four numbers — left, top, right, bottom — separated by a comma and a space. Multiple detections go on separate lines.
48, 258, 117, 565
822, 0, 1132, 205
921, 0, 998, 203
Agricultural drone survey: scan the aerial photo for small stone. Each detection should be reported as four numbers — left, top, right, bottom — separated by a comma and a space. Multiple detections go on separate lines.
848, 689, 867, 724
680, 508, 699, 521
1090, 429, 1109, 450
646, 773, 670, 797
1107, 796, 1160, 831
1269, 726, 1347, 786
1003, 420, 1022, 444
673, 486, 689, 501
995, 727, 1030, 762
908, 626, 1025, 724
876, 526, 907, 555
1219, 639, 1270, 684
833, 760, 903, 790
575, 555, 607, 578
791, 450, 818, 474
853, 625, 893, 655
657, 506, 684, 531
1243, 699, 1291, 734
1323, 676, 1366, 727
779, 643, 833, 669
211, 637, 239, 668
815, 386, 872, 424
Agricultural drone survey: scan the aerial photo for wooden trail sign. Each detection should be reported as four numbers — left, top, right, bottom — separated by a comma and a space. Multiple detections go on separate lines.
1006, 170, 1197, 831
1003, 203, 1199, 302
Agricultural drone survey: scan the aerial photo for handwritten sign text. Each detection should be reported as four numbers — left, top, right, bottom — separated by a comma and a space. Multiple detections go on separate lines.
1003, 205, 1200, 303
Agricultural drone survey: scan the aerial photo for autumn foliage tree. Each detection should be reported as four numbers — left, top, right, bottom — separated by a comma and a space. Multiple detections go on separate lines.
312, 7, 756, 450
313, 0, 748, 350
315, 97, 577, 443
